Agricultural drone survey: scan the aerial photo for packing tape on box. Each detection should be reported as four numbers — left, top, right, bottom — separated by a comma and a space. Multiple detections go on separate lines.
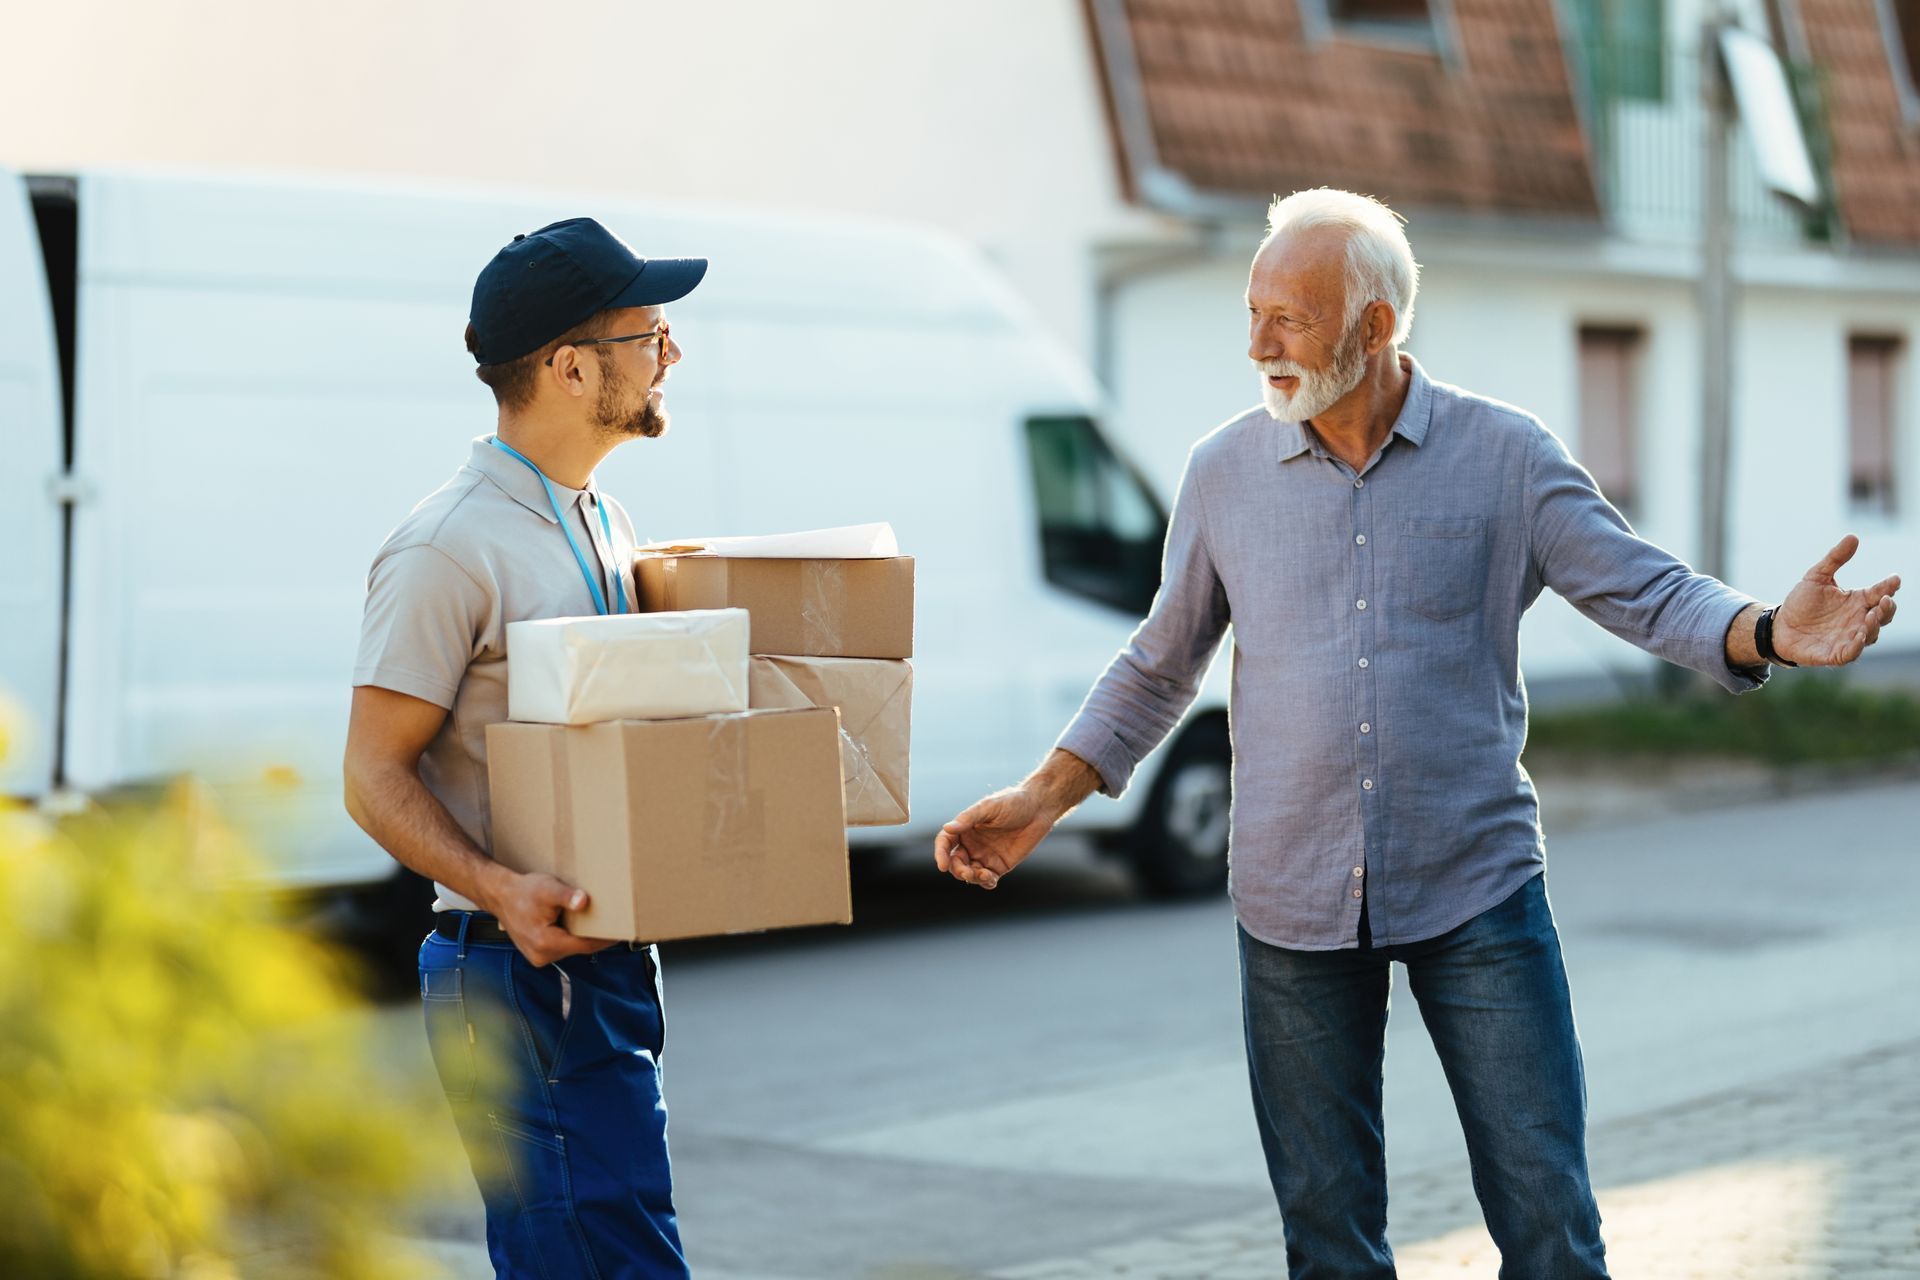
801, 561, 849, 655
840, 727, 875, 810
656, 557, 680, 608
704, 716, 767, 862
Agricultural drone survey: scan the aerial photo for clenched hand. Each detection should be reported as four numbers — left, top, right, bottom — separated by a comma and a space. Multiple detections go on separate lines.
488, 871, 618, 967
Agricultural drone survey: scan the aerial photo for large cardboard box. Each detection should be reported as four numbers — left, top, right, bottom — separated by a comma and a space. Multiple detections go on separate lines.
748, 656, 912, 826
485, 708, 850, 942
635, 555, 915, 659
505, 609, 749, 725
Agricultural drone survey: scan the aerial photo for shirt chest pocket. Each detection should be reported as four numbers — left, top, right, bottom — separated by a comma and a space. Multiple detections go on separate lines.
1396, 516, 1489, 621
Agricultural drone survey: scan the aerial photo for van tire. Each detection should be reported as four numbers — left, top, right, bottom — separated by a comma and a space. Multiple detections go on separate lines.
1128, 718, 1231, 900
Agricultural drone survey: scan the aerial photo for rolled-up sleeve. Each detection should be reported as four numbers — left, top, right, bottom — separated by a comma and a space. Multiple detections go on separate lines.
1528, 426, 1766, 695
1056, 450, 1233, 796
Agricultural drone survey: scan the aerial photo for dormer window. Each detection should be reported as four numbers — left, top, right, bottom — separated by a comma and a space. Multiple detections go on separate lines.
1306, 0, 1449, 54
1333, 0, 1432, 31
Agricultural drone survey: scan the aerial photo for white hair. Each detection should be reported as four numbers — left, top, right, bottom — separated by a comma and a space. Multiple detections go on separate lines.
1260, 188, 1420, 346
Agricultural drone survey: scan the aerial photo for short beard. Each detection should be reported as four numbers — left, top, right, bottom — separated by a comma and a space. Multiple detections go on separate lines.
592, 353, 669, 440
1258, 315, 1370, 422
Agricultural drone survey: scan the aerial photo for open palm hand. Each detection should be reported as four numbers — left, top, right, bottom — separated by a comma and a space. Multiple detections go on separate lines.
1775, 535, 1901, 667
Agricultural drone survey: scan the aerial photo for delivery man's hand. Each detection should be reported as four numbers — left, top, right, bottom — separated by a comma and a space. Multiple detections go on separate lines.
486, 870, 618, 967
935, 749, 1103, 890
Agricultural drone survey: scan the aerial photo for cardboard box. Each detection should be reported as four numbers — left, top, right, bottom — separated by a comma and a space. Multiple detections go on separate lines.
505, 609, 750, 725
748, 656, 912, 827
635, 555, 914, 659
485, 708, 850, 942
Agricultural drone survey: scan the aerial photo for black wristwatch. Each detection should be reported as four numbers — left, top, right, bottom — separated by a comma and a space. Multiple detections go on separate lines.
1755, 605, 1798, 668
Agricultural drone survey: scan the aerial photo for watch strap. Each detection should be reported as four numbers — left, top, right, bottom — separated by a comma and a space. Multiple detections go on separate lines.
1756, 605, 1798, 668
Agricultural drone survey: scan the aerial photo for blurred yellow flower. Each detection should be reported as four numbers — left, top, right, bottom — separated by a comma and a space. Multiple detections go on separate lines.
0, 727, 458, 1279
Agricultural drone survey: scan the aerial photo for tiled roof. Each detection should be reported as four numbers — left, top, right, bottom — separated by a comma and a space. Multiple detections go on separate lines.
1083, 0, 1602, 219
1792, 0, 1920, 246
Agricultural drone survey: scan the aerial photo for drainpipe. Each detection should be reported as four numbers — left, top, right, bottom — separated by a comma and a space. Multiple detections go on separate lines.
1699, 3, 1735, 586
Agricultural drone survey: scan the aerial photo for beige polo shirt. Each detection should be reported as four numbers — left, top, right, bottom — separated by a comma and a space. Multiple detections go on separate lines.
353, 434, 640, 910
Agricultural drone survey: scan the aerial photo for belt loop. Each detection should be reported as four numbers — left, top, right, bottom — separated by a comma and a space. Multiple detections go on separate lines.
455, 911, 472, 961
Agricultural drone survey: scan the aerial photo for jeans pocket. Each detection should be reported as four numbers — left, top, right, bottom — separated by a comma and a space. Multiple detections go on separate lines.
420, 964, 477, 1105
544, 966, 577, 1083
1399, 516, 1489, 621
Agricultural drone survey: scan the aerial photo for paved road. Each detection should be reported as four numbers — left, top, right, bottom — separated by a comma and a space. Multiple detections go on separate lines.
389, 779, 1920, 1278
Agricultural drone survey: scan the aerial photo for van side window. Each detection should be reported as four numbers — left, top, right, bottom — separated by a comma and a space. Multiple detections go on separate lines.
1024, 416, 1167, 617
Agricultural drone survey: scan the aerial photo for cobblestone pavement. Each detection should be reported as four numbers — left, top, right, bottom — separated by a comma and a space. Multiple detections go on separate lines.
991, 1039, 1920, 1280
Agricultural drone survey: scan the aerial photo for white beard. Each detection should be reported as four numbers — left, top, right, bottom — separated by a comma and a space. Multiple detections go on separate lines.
1258, 321, 1369, 422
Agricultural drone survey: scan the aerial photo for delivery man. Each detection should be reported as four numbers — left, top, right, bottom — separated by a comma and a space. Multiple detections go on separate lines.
343, 218, 704, 1278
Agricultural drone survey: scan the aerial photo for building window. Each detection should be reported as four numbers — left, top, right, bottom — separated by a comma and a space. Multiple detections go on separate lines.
1571, 0, 1666, 104
1877, 0, 1920, 119
1849, 334, 1902, 515
1577, 326, 1644, 516
1333, 0, 1430, 23
1303, 0, 1450, 53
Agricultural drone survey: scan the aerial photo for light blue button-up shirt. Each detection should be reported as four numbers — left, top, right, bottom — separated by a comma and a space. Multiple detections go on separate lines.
1057, 357, 1766, 950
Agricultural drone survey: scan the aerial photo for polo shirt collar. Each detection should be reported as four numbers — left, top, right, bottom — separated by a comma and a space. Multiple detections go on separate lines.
1273, 353, 1435, 461
468, 435, 601, 524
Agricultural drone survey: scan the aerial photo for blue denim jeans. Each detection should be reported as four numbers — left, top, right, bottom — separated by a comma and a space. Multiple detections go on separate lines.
1239, 873, 1608, 1279
419, 919, 688, 1278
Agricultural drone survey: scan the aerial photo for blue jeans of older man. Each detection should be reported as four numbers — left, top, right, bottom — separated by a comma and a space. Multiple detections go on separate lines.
419, 920, 688, 1279
1239, 873, 1609, 1280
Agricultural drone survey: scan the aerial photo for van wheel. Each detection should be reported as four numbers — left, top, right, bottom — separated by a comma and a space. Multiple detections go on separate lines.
1128, 719, 1231, 899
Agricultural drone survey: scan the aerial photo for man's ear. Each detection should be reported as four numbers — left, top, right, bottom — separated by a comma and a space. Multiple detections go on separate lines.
545, 344, 592, 400
1366, 301, 1397, 355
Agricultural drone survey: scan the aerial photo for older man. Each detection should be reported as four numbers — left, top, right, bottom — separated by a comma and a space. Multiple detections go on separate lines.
936, 188, 1901, 1278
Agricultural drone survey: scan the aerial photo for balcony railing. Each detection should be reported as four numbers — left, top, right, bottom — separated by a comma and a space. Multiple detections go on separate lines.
1574, 36, 1837, 246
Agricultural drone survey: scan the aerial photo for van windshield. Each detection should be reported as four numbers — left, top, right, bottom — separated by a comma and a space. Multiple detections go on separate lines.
1024, 415, 1167, 617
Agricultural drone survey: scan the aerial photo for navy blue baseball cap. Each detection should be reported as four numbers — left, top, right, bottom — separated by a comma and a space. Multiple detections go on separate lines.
468, 217, 707, 365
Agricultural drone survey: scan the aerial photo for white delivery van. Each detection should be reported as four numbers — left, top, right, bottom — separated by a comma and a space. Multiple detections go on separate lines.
0, 167, 1232, 927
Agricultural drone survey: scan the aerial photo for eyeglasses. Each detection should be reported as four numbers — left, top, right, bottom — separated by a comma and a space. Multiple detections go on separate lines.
544, 322, 671, 366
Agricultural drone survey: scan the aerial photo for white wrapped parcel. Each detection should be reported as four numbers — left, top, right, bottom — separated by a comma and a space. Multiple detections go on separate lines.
506, 609, 750, 725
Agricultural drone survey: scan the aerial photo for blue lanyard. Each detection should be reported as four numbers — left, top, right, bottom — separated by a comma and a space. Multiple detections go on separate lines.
488, 438, 629, 616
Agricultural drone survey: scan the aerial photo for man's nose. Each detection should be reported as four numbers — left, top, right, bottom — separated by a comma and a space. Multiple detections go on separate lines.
663, 336, 683, 366
1250, 322, 1284, 364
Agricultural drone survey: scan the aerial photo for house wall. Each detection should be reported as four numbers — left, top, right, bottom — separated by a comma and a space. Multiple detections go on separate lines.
0, 0, 1158, 359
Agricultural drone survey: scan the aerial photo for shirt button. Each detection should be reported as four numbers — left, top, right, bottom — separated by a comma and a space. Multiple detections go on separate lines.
1358, 657, 1370, 668
1355, 534, 1367, 546
1356, 599, 1367, 611
1362, 778, 1375, 791
1354, 478, 1365, 489
1352, 887, 1364, 898
1352, 866, 1364, 878
1360, 722, 1372, 734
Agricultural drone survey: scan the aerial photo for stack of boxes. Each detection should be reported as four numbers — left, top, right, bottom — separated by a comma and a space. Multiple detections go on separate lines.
634, 549, 915, 828
484, 527, 913, 944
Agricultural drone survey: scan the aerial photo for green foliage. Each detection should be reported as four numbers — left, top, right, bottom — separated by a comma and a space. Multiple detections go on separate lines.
1526, 674, 1920, 766
0, 728, 457, 1278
